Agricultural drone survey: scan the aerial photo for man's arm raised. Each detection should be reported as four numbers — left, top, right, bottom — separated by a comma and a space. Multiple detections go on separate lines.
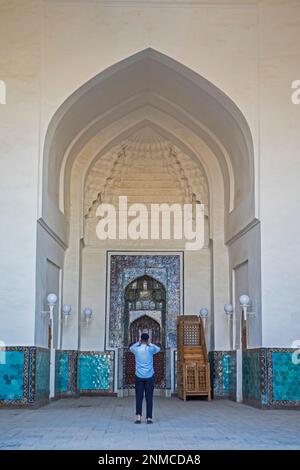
129, 341, 141, 353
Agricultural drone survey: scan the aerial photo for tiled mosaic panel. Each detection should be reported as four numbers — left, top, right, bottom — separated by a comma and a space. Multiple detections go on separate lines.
242, 350, 261, 402
222, 354, 230, 393
208, 351, 231, 398
230, 355, 237, 400
35, 349, 50, 402
209, 352, 222, 397
78, 353, 113, 391
0, 347, 48, 407
109, 254, 181, 348
1, 347, 300, 408
55, 351, 69, 394
272, 352, 300, 401
209, 351, 236, 400
0, 351, 24, 400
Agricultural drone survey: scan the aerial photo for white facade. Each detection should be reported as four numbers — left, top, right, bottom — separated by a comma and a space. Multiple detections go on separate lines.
0, 0, 300, 359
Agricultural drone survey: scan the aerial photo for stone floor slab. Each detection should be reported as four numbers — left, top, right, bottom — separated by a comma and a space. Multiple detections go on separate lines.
0, 396, 300, 450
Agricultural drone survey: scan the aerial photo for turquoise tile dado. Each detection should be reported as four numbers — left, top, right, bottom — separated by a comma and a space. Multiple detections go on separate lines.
243, 350, 261, 402
240, 348, 300, 409
78, 352, 114, 393
55, 350, 78, 397
228, 353, 237, 401
209, 351, 236, 399
0, 351, 24, 400
222, 354, 230, 393
0, 347, 51, 407
35, 349, 50, 403
55, 351, 69, 394
272, 352, 300, 402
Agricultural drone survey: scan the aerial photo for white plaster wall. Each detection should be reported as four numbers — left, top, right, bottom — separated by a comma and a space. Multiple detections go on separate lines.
38, 0, 259, 351
39, 0, 300, 348
228, 222, 262, 349
40, 0, 258, 158
41, 2, 258, 243
60, 156, 83, 350
259, 1, 300, 347
35, 222, 65, 348
1, 1, 300, 349
184, 249, 211, 349
80, 248, 107, 351
0, 1, 42, 345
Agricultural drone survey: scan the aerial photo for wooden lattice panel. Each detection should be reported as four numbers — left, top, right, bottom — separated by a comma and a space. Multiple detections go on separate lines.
198, 365, 208, 391
177, 315, 202, 347
186, 365, 197, 391
177, 315, 211, 400
183, 323, 200, 346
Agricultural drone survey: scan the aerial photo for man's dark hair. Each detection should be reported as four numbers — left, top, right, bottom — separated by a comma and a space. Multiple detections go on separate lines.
141, 333, 149, 341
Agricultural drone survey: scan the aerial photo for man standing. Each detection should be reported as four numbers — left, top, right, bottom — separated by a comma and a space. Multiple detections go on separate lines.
130, 333, 160, 424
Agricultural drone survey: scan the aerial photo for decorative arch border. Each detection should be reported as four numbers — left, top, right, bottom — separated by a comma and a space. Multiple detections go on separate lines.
124, 275, 166, 348
106, 251, 183, 349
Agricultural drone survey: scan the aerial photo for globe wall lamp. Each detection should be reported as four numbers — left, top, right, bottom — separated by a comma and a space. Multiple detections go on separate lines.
224, 298, 255, 322
224, 303, 233, 318
41, 293, 58, 321
62, 304, 72, 326
199, 308, 209, 329
239, 294, 255, 321
83, 307, 93, 327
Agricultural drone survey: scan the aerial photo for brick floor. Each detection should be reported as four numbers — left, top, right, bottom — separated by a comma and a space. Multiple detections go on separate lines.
0, 396, 299, 450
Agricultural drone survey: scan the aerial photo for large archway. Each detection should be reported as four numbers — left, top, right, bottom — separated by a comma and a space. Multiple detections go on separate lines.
42, 48, 255, 240
37, 49, 261, 402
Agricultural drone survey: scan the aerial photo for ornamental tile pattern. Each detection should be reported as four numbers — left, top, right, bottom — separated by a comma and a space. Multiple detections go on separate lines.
268, 349, 300, 408
242, 348, 269, 408
0, 347, 49, 408
209, 351, 236, 400
272, 352, 300, 401
78, 351, 114, 394
242, 350, 261, 402
55, 351, 69, 395
109, 254, 182, 349
0, 350, 24, 400
55, 350, 78, 397
1, 347, 300, 408
35, 348, 50, 405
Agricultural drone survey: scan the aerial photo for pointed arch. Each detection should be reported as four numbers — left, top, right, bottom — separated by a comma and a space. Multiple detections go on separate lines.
42, 48, 255, 245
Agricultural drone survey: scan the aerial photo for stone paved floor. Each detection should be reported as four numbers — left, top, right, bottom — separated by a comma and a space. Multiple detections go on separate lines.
0, 396, 300, 450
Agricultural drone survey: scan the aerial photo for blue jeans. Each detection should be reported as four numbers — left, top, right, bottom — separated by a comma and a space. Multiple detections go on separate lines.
135, 375, 154, 418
